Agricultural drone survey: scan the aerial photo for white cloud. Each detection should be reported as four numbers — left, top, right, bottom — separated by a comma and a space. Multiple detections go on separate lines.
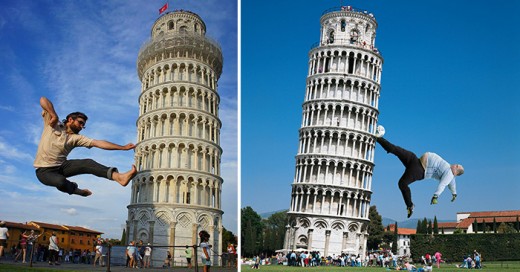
61, 208, 78, 216
0, 0, 238, 237
0, 105, 14, 111
0, 137, 33, 161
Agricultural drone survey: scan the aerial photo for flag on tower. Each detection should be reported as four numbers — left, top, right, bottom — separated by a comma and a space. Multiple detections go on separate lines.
159, 3, 168, 14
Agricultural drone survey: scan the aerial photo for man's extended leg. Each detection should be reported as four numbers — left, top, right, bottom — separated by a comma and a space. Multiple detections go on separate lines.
61, 159, 136, 186
377, 137, 419, 167
377, 137, 425, 217
35, 167, 89, 196
398, 170, 417, 209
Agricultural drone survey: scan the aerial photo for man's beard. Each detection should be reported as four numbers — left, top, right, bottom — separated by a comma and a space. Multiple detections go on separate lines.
68, 124, 81, 134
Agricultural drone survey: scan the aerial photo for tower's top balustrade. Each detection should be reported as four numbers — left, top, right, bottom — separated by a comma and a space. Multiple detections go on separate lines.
312, 6, 381, 55
321, 6, 377, 22
136, 9, 223, 80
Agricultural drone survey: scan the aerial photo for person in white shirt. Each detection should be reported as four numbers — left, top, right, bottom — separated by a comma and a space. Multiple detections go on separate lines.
0, 221, 9, 262
144, 243, 152, 268
199, 230, 212, 272
48, 232, 60, 265
94, 240, 103, 266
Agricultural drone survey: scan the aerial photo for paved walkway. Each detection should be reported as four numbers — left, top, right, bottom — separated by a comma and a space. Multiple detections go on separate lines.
0, 260, 238, 272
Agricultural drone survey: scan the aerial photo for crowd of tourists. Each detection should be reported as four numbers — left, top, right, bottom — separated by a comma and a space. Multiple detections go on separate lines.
248, 248, 485, 271
455, 250, 482, 269
272, 250, 407, 268
7, 232, 112, 266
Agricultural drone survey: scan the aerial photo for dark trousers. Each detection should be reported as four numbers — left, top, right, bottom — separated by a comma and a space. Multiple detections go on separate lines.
49, 249, 58, 263
377, 137, 424, 208
36, 159, 117, 195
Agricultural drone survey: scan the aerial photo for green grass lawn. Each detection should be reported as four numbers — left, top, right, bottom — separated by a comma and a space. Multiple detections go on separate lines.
241, 261, 520, 271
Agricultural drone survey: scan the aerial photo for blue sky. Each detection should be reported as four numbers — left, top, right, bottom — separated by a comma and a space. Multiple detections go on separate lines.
242, 0, 520, 222
0, 0, 237, 237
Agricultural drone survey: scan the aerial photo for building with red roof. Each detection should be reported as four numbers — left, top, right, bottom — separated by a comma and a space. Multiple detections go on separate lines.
385, 210, 520, 255
455, 210, 520, 233
387, 224, 416, 256
0, 220, 103, 254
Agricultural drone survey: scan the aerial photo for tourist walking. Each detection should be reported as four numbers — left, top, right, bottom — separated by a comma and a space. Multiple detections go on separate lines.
14, 232, 28, 263
185, 245, 193, 268
144, 243, 152, 268
199, 230, 212, 272
434, 251, 442, 269
26, 230, 41, 262
48, 232, 60, 265
0, 222, 8, 263
93, 240, 103, 266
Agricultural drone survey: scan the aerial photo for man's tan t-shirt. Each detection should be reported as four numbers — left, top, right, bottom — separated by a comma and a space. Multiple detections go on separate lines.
33, 110, 93, 168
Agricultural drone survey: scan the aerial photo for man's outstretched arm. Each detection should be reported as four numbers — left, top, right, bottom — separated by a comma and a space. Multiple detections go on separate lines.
91, 140, 136, 151
40, 97, 59, 127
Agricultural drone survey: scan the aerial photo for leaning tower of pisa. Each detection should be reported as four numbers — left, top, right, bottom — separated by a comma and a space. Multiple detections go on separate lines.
127, 10, 224, 265
284, 6, 383, 258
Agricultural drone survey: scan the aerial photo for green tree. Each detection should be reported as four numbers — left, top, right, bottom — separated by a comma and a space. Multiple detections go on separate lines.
497, 222, 516, 234
120, 228, 127, 246
241, 206, 264, 257
221, 227, 238, 252
433, 216, 439, 234
392, 221, 398, 253
262, 210, 287, 256
416, 220, 422, 234
367, 206, 385, 250
421, 218, 428, 234
427, 220, 433, 235
108, 238, 121, 246
472, 219, 478, 233
453, 228, 464, 234
493, 217, 497, 233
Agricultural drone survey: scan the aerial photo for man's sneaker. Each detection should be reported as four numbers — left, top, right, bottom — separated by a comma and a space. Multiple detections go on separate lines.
407, 205, 414, 218
375, 125, 385, 138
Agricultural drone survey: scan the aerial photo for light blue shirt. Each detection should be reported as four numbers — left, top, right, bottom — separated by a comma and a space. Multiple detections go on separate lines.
423, 152, 456, 196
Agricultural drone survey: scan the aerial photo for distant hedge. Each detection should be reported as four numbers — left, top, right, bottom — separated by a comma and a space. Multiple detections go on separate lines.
410, 233, 520, 262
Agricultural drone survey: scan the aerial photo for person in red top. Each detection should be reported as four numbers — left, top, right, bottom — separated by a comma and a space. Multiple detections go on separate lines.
14, 232, 28, 263
227, 243, 236, 268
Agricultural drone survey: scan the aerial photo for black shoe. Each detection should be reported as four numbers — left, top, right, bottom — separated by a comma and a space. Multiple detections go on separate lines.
407, 205, 414, 218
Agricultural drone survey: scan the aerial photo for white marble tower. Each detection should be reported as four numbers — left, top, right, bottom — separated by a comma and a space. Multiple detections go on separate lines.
284, 6, 383, 258
128, 10, 224, 266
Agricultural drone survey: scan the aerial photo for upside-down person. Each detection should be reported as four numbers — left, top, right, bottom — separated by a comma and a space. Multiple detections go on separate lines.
374, 125, 464, 218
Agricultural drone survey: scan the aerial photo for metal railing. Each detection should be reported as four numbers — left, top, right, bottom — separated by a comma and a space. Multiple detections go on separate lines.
322, 6, 375, 16
138, 32, 222, 59
26, 243, 224, 272
310, 39, 381, 55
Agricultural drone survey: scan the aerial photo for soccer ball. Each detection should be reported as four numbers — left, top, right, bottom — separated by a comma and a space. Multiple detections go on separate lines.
375, 125, 385, 138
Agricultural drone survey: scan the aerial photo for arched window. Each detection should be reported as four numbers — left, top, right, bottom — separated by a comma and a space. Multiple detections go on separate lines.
350, 29, 359, 44
341, 20, 346, 32
180, 26, 188, 33
168, 21, 174, 30
328, 30, 335, 44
